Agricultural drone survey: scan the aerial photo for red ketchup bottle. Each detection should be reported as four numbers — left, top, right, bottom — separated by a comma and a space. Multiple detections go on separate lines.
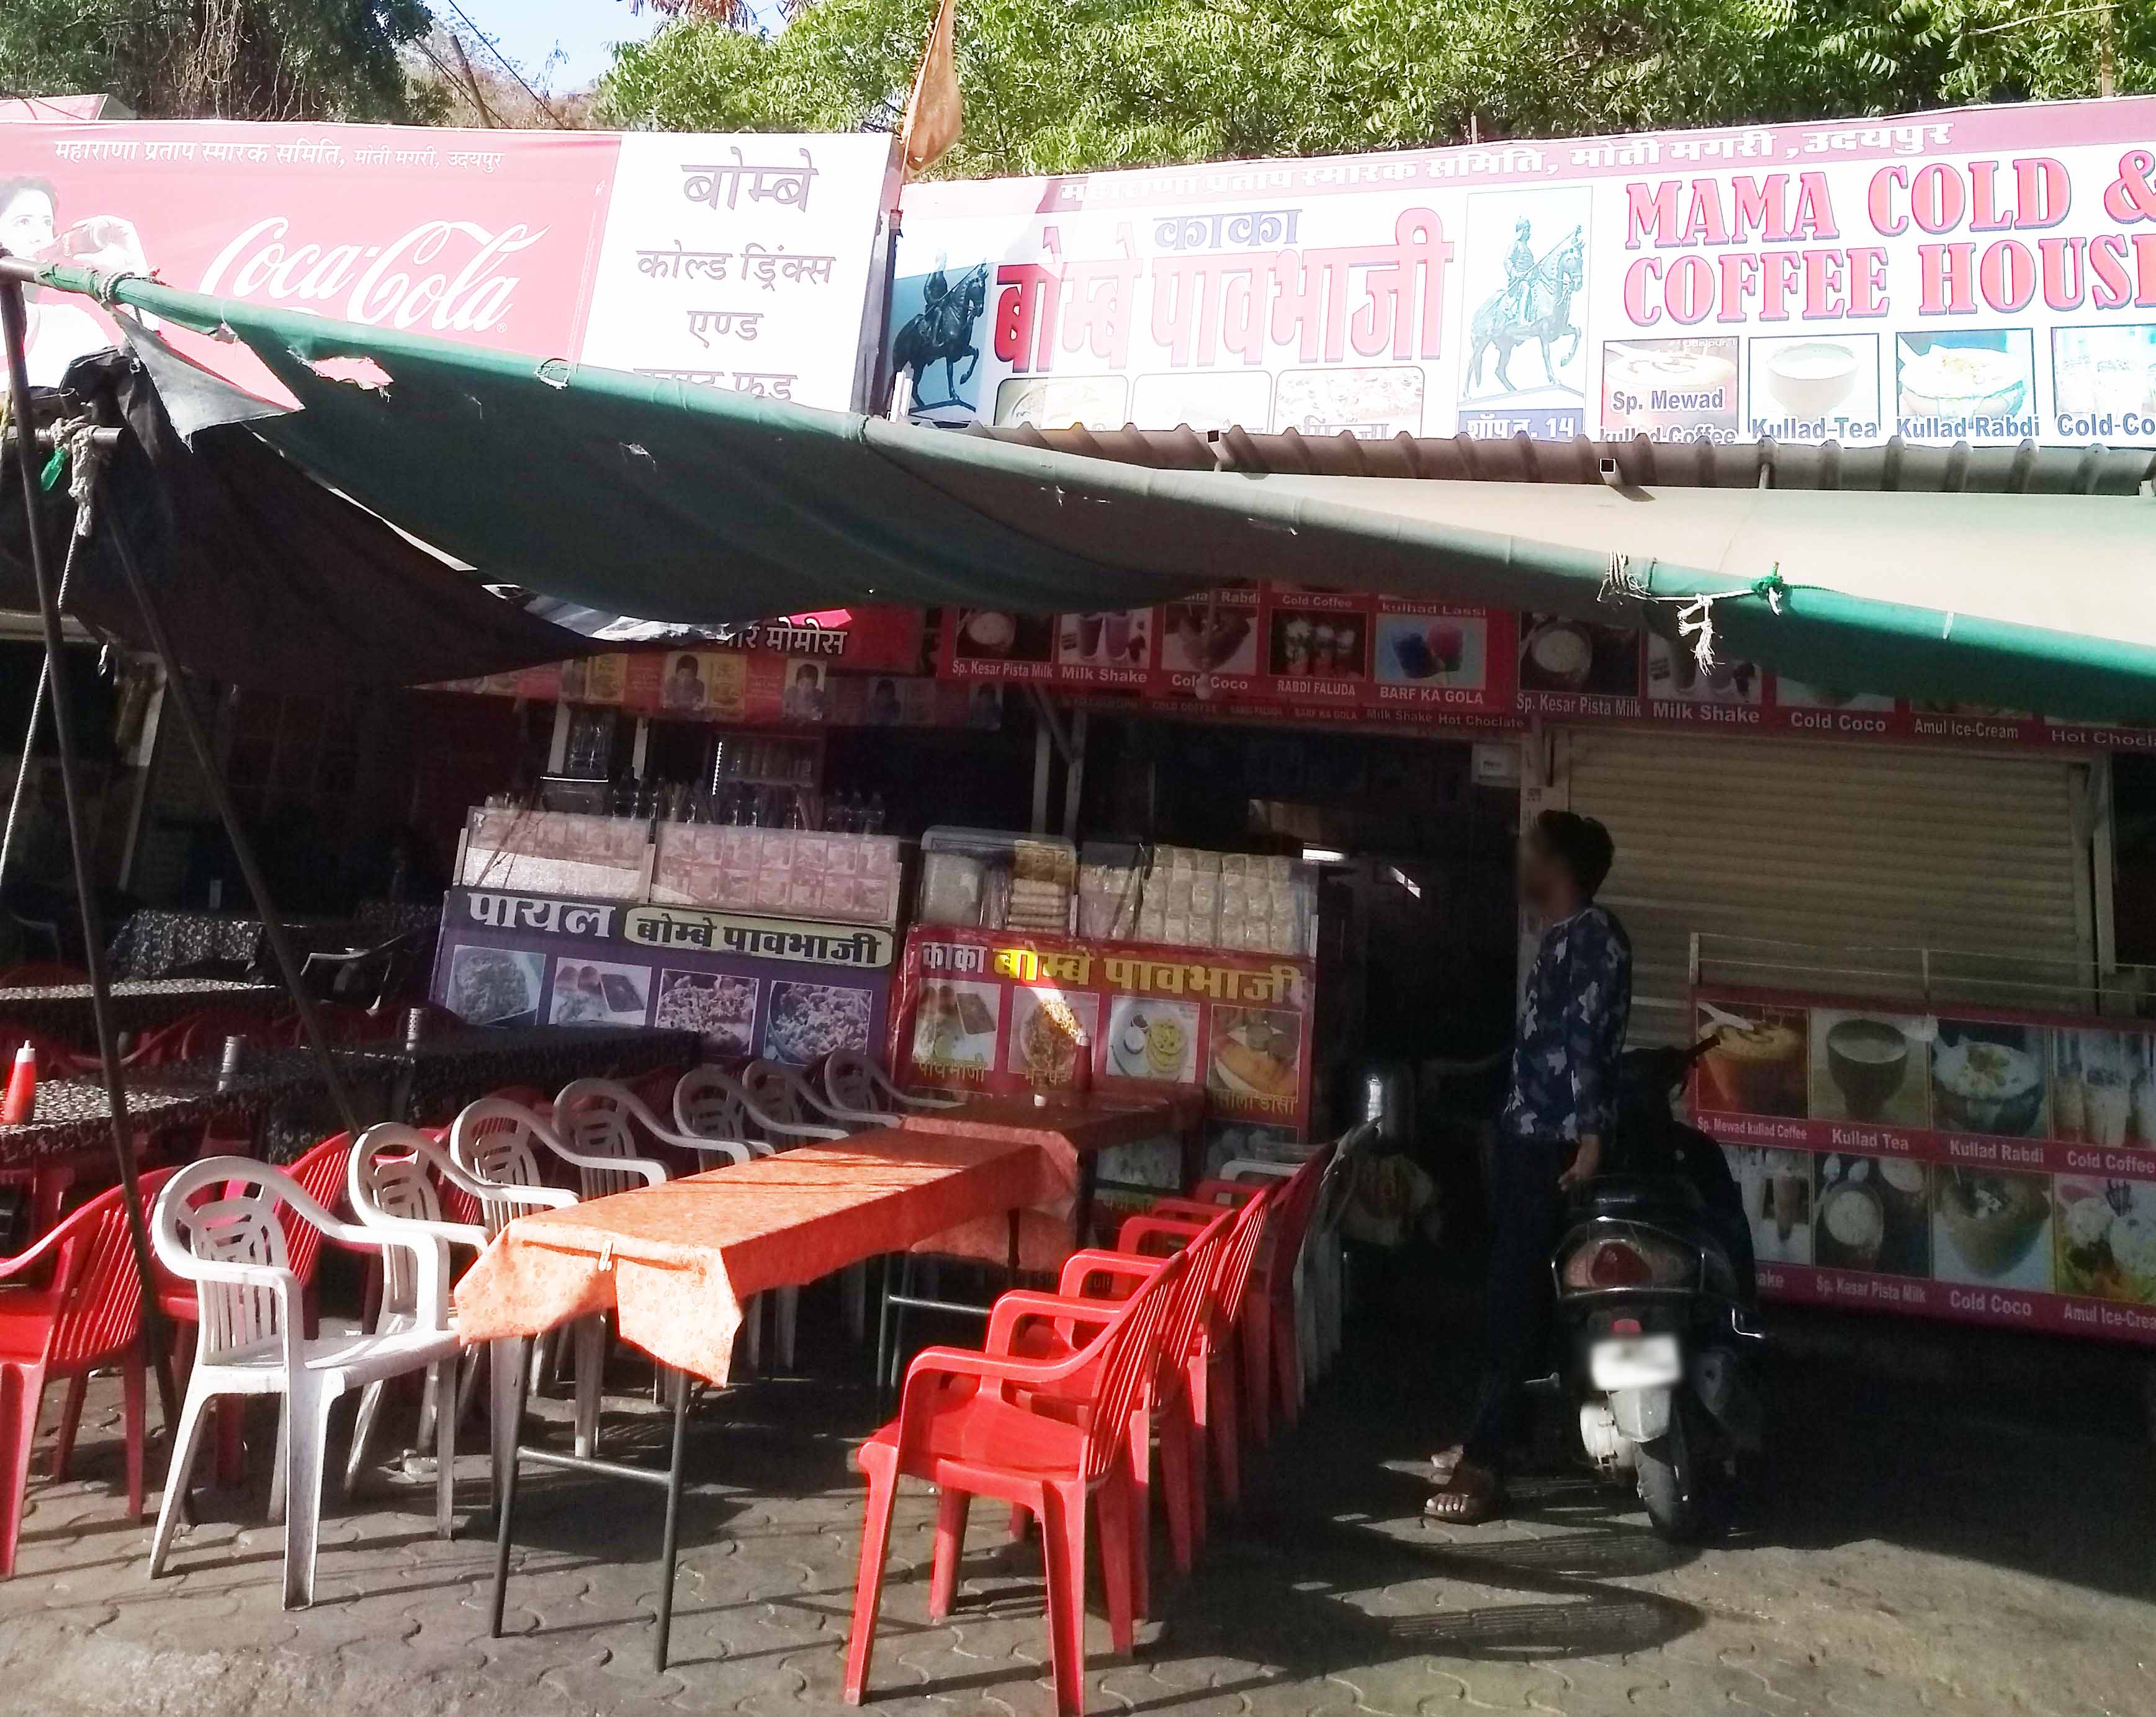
1070, 1028, 1093, 1098
2, 1042, 37, 1125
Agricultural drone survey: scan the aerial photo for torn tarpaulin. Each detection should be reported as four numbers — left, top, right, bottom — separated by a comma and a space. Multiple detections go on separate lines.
0, 347, 592, 691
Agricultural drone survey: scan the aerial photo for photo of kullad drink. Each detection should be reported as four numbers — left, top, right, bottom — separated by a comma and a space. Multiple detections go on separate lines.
1698, 1007, 1810, 1117
1815, 1154, 1929, 1276
1810, 1010, 1927, 1127
1931, 1022, 2048, 1140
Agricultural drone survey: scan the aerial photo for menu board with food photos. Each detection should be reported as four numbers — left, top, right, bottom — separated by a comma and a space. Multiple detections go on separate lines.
430, 885, 894, 1068
891, 925, 1317, 1181
943, 590, 1517, 727
1693, 985, 2156, 1345
935, 592, 2156, 753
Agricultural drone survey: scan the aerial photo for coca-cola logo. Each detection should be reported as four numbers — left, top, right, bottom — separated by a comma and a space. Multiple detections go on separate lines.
199, 217, 550, 334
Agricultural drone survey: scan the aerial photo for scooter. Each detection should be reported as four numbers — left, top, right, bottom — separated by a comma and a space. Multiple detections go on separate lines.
1553, 1034, 1763, 1541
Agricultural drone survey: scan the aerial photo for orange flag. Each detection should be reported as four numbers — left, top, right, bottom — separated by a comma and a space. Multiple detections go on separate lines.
901, 0, 961, 177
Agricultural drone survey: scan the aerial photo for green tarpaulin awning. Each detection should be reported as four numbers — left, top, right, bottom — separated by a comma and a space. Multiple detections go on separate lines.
29, 261, 2156, 720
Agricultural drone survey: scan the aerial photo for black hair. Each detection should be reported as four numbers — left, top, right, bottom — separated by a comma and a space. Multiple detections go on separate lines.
671, 653, 697, 674
1531, 809, 1614, 898
0, 177, 58, 217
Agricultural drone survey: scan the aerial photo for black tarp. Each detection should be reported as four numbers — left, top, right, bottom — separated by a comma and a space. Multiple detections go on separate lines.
0, 347, 590, 691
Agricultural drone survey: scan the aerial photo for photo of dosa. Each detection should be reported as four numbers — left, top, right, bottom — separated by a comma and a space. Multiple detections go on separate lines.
1006, 987, 1102, 1087
1208, 1006, 1301, 1101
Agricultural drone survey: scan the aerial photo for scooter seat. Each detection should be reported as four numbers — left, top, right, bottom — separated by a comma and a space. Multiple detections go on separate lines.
1569, 1172, 1705, 1222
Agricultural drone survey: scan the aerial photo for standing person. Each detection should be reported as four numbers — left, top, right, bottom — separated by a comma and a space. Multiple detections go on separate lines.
1427, 810, 1630, 1524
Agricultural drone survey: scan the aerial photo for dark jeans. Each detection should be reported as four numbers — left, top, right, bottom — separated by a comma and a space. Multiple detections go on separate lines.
1462, 1134, 1574, 1470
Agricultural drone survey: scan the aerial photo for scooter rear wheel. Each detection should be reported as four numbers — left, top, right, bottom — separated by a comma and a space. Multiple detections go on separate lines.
1633, 1394, 1728, 1544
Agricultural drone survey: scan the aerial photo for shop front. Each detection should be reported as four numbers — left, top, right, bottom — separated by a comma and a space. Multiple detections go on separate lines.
881, 96, 2156, 1343
47, 95, 2156, 1355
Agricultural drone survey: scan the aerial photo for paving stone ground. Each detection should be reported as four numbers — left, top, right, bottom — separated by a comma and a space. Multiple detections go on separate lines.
4, 1285, 2153, 1717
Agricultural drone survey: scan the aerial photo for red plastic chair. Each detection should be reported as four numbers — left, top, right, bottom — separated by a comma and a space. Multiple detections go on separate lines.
171, 1008, 281, 1063
0, 1033, 106, 1243
845, 1248, 1190, 1715
1149, 1144, 1334, 1448
1, 1167, 175, 1576
984, 1207, 1234, 1620
0, 963, 89, 987
1116, 1180, 1279, 1532
122, 1018, 194, 1070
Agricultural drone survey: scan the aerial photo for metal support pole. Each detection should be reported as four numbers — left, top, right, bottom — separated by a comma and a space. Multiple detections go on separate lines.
97, 509, 362, 1134
1030, 718, 1052, 835
0, 524, 84, 889
0, 265, 181, 1432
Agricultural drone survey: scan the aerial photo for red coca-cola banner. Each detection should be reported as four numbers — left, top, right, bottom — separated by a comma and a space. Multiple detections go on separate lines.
1692, 983, 2156, 1346
2, 122, 895, 408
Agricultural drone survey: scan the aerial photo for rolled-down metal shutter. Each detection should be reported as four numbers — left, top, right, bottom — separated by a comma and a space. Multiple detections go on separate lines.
1565, 728, 2095, 1042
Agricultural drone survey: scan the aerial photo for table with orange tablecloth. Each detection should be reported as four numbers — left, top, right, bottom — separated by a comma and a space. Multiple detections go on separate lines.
459, 1127, 1062, 1672
454, 1127, 1061, 1386
895, 1090, 1206, 1263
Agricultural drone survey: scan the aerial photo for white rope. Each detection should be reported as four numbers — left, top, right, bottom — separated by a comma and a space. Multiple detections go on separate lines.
1599, 552, 1789, 675
65, 419, 109, 537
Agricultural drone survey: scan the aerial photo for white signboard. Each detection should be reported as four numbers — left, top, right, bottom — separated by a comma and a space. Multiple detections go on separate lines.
891, 96, 2156, 447
578, 132, 894, 408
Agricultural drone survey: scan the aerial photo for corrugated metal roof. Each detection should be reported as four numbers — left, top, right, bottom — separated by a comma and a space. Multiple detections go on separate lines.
969, 425, 2156, 497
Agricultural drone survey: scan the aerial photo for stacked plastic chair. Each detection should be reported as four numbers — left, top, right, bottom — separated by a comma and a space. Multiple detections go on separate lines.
845, 1247, 1192, 1715
0, 1169, 175, 1577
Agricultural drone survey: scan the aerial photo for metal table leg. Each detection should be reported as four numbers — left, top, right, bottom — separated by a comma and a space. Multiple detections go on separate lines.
489, 1335, 530, 1640
654, 1367, 689, 1672
488, 1332, 701, 1672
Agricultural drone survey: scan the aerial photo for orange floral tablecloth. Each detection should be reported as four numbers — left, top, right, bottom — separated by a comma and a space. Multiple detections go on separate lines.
453, 1129, 1058, 1384
895, 1092, 1205, 1266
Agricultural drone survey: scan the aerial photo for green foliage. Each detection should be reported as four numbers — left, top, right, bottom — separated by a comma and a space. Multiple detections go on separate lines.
593, 0, 2155, 174
0, 0, 434, 121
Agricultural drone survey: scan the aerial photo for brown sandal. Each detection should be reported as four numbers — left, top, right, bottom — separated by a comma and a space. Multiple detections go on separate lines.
1428, 1444, 1465, 1484
1424, 1459, 1505, 1524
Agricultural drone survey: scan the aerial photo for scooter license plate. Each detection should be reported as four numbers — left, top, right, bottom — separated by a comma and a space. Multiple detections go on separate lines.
1589, 1334, 1681, 1391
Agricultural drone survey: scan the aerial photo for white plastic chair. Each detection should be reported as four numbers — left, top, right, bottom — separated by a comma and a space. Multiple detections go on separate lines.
452, 1096, 666, 1456
674, 1064, 848, 1365
559, 1076, 756, 1173
343, 1123, 572, 1490
741, 1060, 856, 1140
823, 1047, 961, 1118
148, 1156, 463, 1609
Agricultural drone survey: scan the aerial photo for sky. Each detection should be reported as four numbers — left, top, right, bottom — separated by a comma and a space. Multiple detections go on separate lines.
446, 0, 793, 93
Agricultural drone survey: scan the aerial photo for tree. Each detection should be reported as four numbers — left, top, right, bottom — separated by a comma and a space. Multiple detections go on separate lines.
0, 0, 434, 122
405, 22, 600, 128
591, 0, 2154, 174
